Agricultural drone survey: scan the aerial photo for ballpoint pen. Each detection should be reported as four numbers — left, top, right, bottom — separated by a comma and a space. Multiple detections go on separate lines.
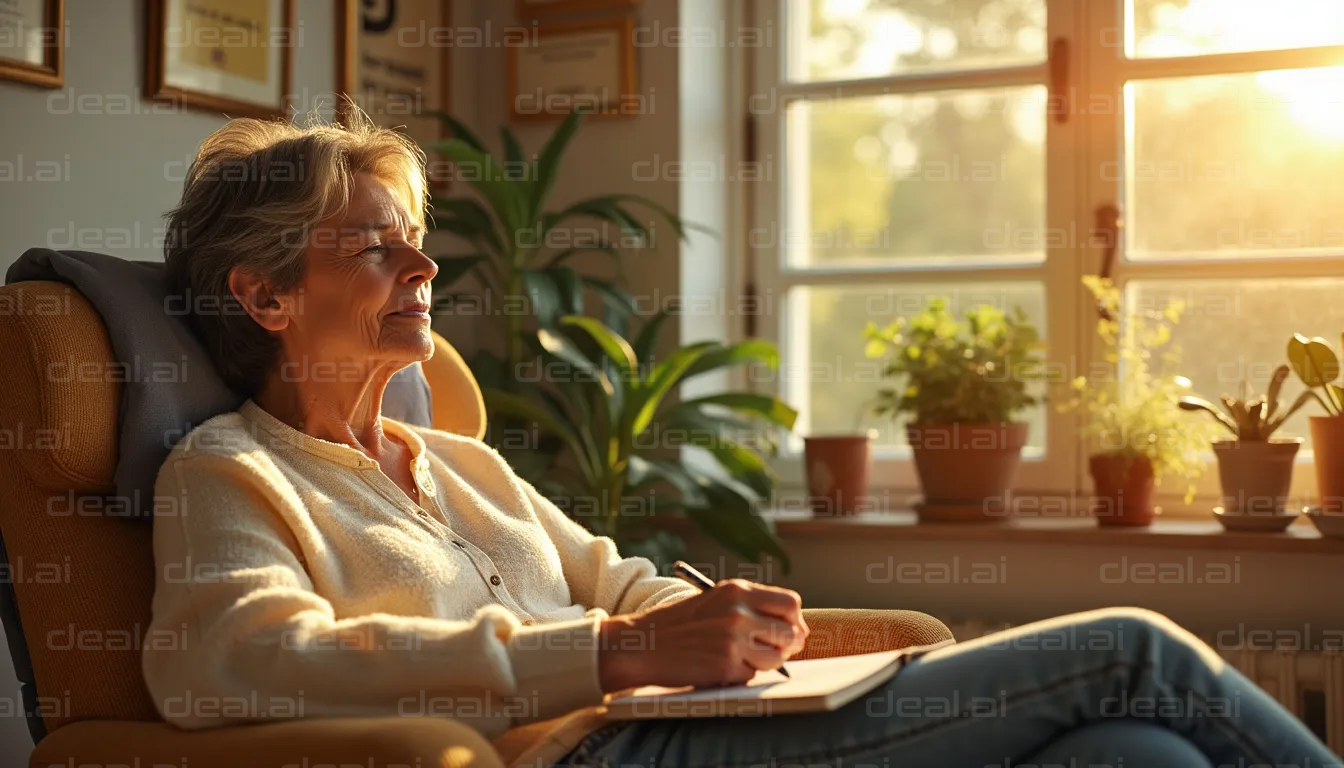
672, 560, 791, 679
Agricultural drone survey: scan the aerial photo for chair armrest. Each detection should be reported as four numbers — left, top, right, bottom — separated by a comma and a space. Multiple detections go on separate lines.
30, 717, 505, 768
795, 608, 954, 660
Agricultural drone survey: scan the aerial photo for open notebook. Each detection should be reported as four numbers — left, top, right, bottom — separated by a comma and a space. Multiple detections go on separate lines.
601, 648, 910, 720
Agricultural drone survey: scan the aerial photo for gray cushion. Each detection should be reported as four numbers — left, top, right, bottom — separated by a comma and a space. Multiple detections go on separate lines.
5, 248, 432, 520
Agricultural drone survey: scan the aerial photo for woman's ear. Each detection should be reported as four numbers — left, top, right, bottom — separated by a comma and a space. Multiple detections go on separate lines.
228, 268, 294, 332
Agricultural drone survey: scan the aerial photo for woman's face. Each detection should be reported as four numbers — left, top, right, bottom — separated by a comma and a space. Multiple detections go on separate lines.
282, 171, 437, 380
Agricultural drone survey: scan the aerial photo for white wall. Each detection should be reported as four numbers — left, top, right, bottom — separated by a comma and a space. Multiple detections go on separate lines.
0, 1, 342, 763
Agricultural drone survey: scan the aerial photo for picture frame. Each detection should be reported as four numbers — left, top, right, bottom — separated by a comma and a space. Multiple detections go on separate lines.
514, 0, 638, 19
508, 15, 637, 123
145, 0, 295, 119
0, 0, 64, 88
337, 0, 453, 189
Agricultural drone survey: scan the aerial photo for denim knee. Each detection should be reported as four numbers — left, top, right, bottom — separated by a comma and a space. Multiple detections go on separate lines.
1020, 721, 1214, 768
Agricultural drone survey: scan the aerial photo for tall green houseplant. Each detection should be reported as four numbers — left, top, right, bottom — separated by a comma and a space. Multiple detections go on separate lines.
426, 110, 690, 380
423, 112, 795, 569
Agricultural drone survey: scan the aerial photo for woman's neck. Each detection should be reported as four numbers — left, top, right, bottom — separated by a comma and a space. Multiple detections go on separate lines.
252, 363, 401, 459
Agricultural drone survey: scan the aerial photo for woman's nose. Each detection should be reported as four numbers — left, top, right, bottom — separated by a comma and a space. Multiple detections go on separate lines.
399, 241, 438, 285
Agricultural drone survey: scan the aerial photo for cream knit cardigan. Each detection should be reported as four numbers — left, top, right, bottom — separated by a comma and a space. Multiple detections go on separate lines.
143, 400, 698, 764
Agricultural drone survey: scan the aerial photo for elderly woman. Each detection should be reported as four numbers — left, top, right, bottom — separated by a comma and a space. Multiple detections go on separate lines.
144, 113, 1337, 768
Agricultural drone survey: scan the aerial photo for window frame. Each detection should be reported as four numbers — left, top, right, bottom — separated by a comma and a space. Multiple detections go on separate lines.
742, 0, 1344, 514
745, 0, 1084, 500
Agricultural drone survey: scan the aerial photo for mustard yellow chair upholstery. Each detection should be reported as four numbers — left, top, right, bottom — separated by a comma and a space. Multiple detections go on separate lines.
421, 329, 486, 438
0, 280, 953, 768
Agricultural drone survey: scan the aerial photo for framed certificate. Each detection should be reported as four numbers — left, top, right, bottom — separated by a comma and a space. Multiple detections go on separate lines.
146, 0, 294, 118
338, 0, 452, 188
0, 0, 64, 88
509, 16, 636, 123
515, 0, 637, 18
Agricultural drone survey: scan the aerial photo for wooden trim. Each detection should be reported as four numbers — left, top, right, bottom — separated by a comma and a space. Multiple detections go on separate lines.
144, 0, 294, 119
333, 0, 358, 118
653, 509, 1344, 554
774, 64, 1047, 100
508, 14, 637, 123
336, 0, 452, 122
0, 0, 64, 89
514, 0, 638, 19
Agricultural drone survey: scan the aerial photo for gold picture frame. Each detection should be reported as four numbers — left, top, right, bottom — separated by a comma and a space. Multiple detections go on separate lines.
514, 0, 638, 19
337, 0, 453, 189
0, 0, 64, 88
508, 15, 637, 123
146, 0, 295, 119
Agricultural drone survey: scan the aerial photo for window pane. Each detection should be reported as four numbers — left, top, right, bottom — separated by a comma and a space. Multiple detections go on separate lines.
789, 0, 1047, 81
787, 282, 1046, 453
1128, 0, 1344, 59
1127, 68, 1344, 259
787, 86, 1046, 267
1127, 278, 1344, 453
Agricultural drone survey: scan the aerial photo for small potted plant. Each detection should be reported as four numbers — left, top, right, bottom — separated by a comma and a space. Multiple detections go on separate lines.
1062, 277, 1215, 526
864, 298, 1044, 522
1178, 366, 1307, 532
1284, 333, 1344, 537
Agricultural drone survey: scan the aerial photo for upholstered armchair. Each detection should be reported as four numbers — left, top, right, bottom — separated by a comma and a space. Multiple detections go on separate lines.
0, 281, 954, 768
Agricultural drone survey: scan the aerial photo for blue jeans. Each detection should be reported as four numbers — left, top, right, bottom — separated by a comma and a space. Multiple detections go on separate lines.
558, 608, 1340, 768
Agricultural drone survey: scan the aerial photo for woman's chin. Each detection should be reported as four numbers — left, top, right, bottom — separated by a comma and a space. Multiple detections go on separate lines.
380, 328, 436, 363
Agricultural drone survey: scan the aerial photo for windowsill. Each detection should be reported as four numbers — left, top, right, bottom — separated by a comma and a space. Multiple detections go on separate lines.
656, 509, 1344, 554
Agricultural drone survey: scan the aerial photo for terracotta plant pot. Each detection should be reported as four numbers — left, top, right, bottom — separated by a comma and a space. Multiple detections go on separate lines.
1309, 415, 1344, 514
804, 434, 873, 516
1210, 438, 1301, 529
1089, 453, 1156, 526
907, 422, 1028, 522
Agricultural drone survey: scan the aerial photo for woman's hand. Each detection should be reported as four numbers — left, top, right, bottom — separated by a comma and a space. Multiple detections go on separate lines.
597, 579, 809, 692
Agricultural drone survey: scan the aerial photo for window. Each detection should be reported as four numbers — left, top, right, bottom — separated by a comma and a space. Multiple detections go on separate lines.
746, 0, 1344, 508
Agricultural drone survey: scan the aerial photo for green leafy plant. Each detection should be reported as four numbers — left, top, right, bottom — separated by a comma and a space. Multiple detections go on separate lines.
862, 298, 1044, 423
485, 312, 798, 571
1178, 365, 1311, 440
1060, 277, 1216, 500
425, 110, 697, 380
1286, 333, 1344, 416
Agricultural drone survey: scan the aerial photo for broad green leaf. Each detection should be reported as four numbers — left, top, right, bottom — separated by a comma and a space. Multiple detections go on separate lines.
549, 242, 621, 269
532, 110, 585, 215
659, 405, 780, 459
483, 389, 592, 478
672, 393, 799, 430
560, 316, 637, 374
429, 197, 505, 256
630, 343, 717, 435
681, 339, 780, 381
431, 255, 486, 289
1288, 334, 1341, 387
686, 482, 790, 572
522, 268, 583, 327
543, 198, 651, 244
582, 277, 637, 333
633, 310, 672, 365
627, 456, 708, 506
431, 139, 527, 238
500, 126, 526, 167
538, 327, 614, 397
426, 110, 487, 153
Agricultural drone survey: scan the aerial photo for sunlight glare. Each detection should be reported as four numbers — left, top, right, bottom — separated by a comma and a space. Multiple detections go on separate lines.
1257, 67, 1344, 141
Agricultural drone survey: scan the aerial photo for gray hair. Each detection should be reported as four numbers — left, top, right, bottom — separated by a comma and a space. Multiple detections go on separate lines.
164, 107, 429, 394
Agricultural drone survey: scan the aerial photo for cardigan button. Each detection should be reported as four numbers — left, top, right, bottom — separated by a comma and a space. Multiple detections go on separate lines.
490, 575, 502, 586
